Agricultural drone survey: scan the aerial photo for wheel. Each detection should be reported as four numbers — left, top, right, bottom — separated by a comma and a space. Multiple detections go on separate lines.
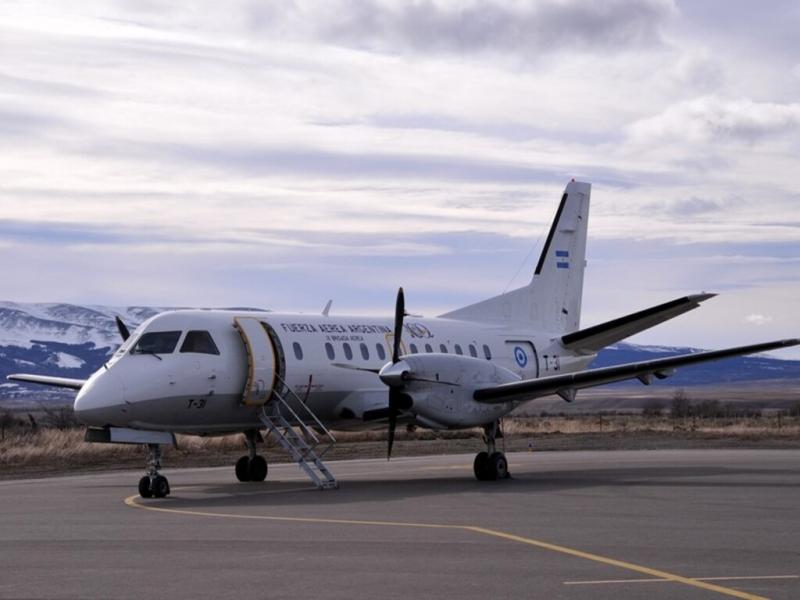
138, 476, 153, 498
489, 452, 508, 480
152, 475, 170, 498
235, 455, 251, 482
248, 455, 268, 482
473, 451, 490, 481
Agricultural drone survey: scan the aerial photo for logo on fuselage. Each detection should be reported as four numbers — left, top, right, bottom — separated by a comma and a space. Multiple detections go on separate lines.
404, 322, 434, 339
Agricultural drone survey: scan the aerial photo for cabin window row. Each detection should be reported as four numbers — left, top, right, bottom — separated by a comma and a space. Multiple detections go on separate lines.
299, 341, 492, 362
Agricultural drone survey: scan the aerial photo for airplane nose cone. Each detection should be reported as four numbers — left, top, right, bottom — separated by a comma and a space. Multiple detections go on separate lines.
74, 370, 125, 426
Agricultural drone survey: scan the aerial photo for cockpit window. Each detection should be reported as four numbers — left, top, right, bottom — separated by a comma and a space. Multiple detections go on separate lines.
132, 331, 181, 355
180, 330, 220, 355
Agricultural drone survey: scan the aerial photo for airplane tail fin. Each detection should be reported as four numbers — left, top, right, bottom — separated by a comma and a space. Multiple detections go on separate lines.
439, 180, 591, 333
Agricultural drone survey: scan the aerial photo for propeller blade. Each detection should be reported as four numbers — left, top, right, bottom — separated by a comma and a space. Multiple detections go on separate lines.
405, 376, 460, 386
392, 287, 405, 364
115, 316, 130, 341
330, 363, 381, 374
387, 390, 399, 460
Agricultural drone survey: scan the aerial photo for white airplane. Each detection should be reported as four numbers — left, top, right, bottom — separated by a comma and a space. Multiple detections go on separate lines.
8, 180, 798, 499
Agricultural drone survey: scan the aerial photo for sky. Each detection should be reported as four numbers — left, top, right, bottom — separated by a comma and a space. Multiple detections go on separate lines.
1, 0, 799, 357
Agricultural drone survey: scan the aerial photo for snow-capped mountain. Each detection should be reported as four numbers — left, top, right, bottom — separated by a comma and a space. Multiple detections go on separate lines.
0, 302, 798, 406
0, 302, 164, 405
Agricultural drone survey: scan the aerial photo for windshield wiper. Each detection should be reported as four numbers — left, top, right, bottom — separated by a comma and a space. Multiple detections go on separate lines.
138, 350, 163, 361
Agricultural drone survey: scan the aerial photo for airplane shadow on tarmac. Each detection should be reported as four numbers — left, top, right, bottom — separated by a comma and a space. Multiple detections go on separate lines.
139, 464, 799, 512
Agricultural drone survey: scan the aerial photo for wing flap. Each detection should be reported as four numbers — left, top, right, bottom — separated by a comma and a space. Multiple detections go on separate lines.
560, 293, 716, 353
474, 338, 799, 404
6, 374, 86, 390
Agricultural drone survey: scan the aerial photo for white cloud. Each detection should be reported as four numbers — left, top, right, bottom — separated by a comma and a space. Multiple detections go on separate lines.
745, 314, 774, 326
0, 0, 798, 357
628, 97, 800, 144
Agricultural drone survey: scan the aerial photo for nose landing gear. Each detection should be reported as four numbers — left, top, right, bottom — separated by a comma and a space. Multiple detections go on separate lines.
235, 429, 268, 482
138, 443, 170, 498
474, 421, 510, 481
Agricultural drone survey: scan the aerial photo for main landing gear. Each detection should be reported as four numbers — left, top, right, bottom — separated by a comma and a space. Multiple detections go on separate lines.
138, 443, 171, 498
235, 429, 268, 482
473, 421, 510, 481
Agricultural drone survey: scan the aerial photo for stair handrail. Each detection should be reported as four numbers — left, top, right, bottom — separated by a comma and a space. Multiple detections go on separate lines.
273, 373, 337, 444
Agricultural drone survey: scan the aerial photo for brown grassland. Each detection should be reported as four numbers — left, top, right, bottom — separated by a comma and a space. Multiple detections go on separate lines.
2, 411, 799, 480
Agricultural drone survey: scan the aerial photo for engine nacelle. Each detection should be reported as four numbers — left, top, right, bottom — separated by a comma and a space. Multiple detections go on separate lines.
390, 354, 521, 428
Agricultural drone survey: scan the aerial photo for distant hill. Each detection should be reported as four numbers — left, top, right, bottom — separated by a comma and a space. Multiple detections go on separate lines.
1, 302, 798, 407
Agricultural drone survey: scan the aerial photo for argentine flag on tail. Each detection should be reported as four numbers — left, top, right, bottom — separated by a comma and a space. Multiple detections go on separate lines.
556, 250, 569, 269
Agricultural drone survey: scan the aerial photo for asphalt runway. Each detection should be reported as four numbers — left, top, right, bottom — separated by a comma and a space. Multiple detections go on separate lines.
1, 449, 798, 600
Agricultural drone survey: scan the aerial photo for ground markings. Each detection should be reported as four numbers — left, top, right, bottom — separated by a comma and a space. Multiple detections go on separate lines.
125, 492, 770, 600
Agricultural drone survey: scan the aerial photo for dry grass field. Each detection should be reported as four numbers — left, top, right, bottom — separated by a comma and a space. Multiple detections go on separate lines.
2, 412, 799, 480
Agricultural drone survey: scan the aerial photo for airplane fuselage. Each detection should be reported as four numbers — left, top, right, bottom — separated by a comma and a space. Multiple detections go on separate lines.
74, 309, 596, 435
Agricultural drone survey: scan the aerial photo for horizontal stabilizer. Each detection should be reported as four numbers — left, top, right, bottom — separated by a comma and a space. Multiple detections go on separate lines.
6, 374, 86, 390
561, 293, 716, 353
474, 338, 800, 405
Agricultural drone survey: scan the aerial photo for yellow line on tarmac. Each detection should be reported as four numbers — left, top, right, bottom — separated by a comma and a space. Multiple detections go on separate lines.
124, 495, 768, 600
564, 575, 798, 586
467, 526, 768, 600
124, 494, 457, 529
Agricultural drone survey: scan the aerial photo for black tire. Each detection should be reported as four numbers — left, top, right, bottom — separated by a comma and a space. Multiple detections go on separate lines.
235, 455, 251, 482
138, 476, 153, 498
248, 455, 268, 482
152, 475, 170, 498
473, 451, 490, 481
489, 452, 508, 480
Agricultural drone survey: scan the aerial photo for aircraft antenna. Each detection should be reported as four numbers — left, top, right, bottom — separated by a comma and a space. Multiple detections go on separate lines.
501, 215, 550, 294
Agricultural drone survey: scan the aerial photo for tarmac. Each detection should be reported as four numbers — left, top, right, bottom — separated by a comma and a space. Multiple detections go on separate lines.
1, 449, 798, 600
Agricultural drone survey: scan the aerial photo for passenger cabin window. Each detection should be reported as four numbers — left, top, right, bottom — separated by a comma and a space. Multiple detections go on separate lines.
360, 343, 369, 360
293, 342, 303, 360
469, 344, 478, 358
325, 342, 335, 360
410, 343, 418, 354
132, 331, 181, 355
439, 344, 447, 353
376, 344, 386, 361
180, 330, 220, 355
483, 344, 492, 360
343, 343, 353, 360
424, 343, 433, 353
455, 344, 463, 355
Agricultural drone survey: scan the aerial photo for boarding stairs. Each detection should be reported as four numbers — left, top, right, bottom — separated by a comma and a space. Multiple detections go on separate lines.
259, 374, 338, 490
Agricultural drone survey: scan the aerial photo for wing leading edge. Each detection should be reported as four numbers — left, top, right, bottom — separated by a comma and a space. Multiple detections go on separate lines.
6, 374, 86, 390
474, 338, 800, 405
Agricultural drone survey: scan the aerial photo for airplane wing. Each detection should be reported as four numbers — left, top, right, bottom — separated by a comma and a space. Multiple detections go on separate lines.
560, 293, 715, 353
473, 338, 799, 405
6, 374, 87, 391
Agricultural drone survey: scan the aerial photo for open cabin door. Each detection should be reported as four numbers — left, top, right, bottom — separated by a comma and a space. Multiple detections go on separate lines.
233, 317, 285, 406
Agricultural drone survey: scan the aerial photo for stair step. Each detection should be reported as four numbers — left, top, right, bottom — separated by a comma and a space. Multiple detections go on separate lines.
259, 399, 337, 490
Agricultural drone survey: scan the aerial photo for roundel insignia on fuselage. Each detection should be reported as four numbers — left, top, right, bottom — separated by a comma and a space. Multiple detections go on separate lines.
514, 346, 528, 368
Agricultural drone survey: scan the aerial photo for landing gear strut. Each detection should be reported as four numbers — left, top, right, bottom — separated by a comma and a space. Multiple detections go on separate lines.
474, 421, 509, 481
138, 443, 170, 498
235, 429, 268, 482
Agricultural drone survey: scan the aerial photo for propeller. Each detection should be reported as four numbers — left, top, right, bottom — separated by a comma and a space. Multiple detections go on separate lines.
386, 287, 408, 460
115, 316, 130, 341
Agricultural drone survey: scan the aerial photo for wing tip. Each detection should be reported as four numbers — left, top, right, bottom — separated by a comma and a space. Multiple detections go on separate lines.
688, 292, 717, 303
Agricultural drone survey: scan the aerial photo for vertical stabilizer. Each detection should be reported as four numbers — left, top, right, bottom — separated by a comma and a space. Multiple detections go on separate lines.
439, 180, 591, 333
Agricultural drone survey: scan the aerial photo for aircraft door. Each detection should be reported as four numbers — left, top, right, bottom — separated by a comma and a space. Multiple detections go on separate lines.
234, 317, 278, 406
505, 341, 539, 379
